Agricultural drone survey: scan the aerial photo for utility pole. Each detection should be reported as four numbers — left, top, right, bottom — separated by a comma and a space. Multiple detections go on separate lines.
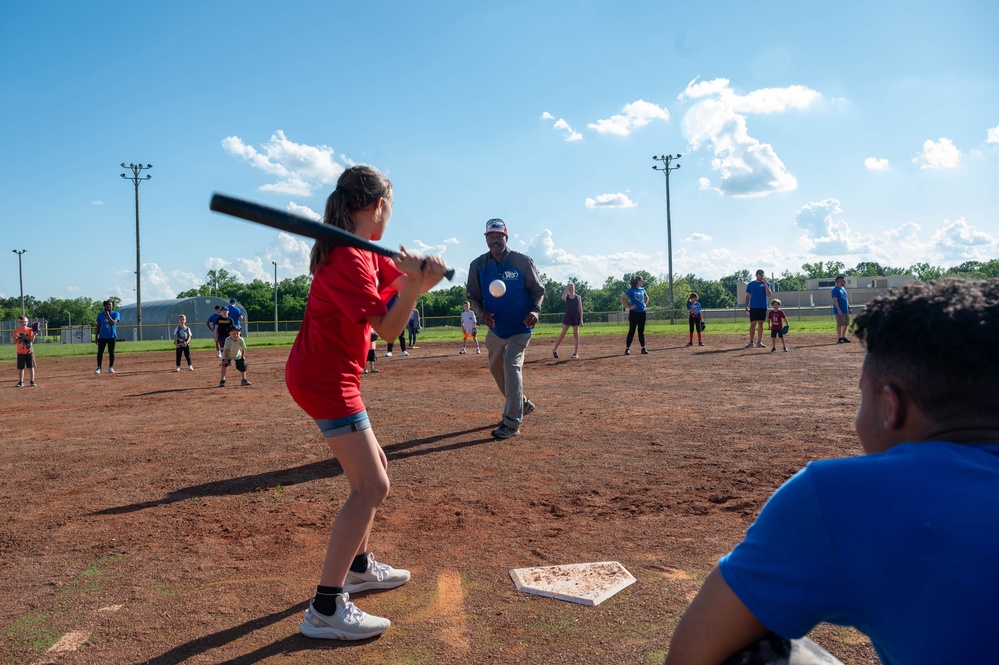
120, 163, 152, 340
12, 249, 27, 315
271, 261, 279, 332
652, 154, 681, 324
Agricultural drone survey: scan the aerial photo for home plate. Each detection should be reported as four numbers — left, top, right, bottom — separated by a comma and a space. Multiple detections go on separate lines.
509, 561, 636, 606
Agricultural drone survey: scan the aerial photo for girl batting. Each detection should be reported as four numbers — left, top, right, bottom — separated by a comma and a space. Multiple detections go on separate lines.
286, 165, 446, 640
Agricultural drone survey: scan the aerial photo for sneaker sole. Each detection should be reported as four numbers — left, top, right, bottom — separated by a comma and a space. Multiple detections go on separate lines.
343, 577, 409, 593
299, 618, 389, 640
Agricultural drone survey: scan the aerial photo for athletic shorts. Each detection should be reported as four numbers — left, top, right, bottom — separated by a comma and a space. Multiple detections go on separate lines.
749, 308, 767, 322
770, 329, 785, 338
235, 358, 247, 372
315, 410, 371, 438
463, 331, 477, 340
17, 355, 34, 369
836, 313, 850, 326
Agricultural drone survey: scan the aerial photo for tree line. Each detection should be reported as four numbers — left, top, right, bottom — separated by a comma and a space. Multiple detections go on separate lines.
6, 259, 999, 327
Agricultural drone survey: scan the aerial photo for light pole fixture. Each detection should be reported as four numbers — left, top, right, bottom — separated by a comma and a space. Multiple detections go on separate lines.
12, 249, 27, 316
120, 163, 152, 340
271, 261, 279, 333
652, 154, 681, 324
64, 310, 72, 329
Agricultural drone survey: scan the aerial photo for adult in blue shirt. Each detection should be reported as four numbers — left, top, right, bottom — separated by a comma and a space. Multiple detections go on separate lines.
831, 275, 852, 344
667, 278, 999, 665
620, 274, 650, 355
228, 298, 243, 329
744, 269, 772, 348
466, 218, 545, 440
206, 305, 223, 357
94, 299, 119, 374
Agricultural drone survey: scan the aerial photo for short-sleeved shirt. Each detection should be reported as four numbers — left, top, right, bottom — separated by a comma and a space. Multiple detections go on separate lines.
831, 285, 850, 314
96, 311, 120, 339
215, 316, 234, 340
229, 305, 243, 328
222, 336, 246, 360
461, 310, 477, 333
206, 312, 221, 329
14, 326, 34, 354
746, 280, 769, 308
718, 441, 999, 664
173, 325, 192, 344
768, 310, 787, 330
625, 287, 647, 313
285, 248, 403, 419
687, 301, 702, 317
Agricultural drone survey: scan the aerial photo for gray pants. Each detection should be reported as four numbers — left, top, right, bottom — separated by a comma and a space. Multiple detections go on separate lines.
486, 330, 532, 429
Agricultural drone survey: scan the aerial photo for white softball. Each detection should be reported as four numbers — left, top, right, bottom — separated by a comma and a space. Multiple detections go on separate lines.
489, 279, 507, 297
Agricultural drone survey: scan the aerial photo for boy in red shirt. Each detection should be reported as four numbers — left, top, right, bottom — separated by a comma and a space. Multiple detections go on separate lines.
768, 298, 789, 352
13, 316, 36, 387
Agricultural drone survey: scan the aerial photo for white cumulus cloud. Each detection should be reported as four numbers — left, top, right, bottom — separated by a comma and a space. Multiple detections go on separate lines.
540, 111, 582, 141
288, 202, 321, 221
678, 78, 820, 197
864, 157, 889, 171
584, 192, 637, 209
986, 123, 999, 143
221, 130, 345, 197
913, 137, 960, 169
686, 233, 713, 241
587, 100, 669, 136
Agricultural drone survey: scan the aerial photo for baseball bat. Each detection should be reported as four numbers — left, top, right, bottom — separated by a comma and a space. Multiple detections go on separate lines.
209, 193, 455, 281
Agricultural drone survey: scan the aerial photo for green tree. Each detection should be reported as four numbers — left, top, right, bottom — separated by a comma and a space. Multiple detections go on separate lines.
908, 262, 943, 282
719, 269, 751, 304
800, 261, 845, 279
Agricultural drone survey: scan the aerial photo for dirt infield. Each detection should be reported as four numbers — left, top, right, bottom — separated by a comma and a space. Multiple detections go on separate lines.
1, 333, 879, 664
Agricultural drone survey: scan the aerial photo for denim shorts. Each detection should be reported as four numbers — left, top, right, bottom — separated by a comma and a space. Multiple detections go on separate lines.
314, 410, 371, 438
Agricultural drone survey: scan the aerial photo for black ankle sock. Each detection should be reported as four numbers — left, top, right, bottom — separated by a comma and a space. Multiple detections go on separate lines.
313, 585, 342, 616
349, 553, 369, 573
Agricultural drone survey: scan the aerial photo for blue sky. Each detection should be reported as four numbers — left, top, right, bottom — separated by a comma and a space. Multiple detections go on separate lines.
3, 1, 998, 305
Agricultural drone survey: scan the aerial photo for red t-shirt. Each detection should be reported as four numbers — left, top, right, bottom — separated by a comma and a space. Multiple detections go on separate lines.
768, 310, 788, 330
285, 248, 402, 419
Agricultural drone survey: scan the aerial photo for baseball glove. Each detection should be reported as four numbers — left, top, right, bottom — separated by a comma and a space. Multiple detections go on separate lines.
697, 321, 706, 332
781, 325, 789, 336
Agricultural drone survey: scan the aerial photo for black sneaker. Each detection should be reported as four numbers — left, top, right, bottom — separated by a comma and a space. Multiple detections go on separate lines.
491, 424, 519, 439
640, 347, 649, 354
686, 342, 693, 347
837, 338, 845, 344
219, 380, 226, 388
698, 342, 705, 347
523, 399, 536, 416
552, 350, 559, 359
15, 382, 23, 388
624, 348, 631, 355
241, 379, 251, 386
842, 337, 852, 343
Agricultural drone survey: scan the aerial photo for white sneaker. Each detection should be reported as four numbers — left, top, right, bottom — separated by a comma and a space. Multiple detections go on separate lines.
300, 594, 390, 640
385, 351, 393, 357
109, 367, 116, 373
175, 367, 181, 372
459, 348, 466, 354
476, 348, 481, 354
343, 553, 411, 593
189, 365, 195, 371
95, 368, 102, 374
401, 351, 409, 356
217, 351, 223, 358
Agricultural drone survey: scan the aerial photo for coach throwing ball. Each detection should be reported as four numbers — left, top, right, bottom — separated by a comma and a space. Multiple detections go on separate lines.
467, 218, 545, 439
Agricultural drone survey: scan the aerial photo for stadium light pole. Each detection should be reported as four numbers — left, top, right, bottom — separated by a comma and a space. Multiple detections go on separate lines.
271, 261, 279, 332
120, 163, 152, 340
652, 154, 681, 324
12, 249, 27, 315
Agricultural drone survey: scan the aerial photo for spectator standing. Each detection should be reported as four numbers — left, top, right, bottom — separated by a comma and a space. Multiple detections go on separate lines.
466, 218, 545, 439
551, 281, 583, 359
95, 299, 119, 374
206, 305, 223, 357
832, 275, 852, 344
745, 269, 772, 348
13, 315, 36, 387
407, 308, 421, 347
621, 274, 649, 355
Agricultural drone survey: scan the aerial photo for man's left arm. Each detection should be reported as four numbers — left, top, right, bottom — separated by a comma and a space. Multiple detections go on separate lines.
665, 568, 770, 665
522, 255, 545, 325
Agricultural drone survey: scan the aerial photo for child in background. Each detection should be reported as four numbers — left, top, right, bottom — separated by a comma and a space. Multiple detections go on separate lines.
13, 315, 36, 387
173, 315, 194, 371
768, 298, 789, 352
686, 293, 704, 347
365, 332, 379, 373
219, 327, 250, 386
459, 301, 480, 354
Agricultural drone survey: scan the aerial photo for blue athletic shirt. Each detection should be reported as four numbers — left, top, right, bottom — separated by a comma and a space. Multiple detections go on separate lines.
687, 301, 702, 316
719, 441, 999, 665
746, 280, 769, 308
625, 287, 647, 312
468, 249, 544, 339
831, 285, 849, 314
96, 311, 119, 339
